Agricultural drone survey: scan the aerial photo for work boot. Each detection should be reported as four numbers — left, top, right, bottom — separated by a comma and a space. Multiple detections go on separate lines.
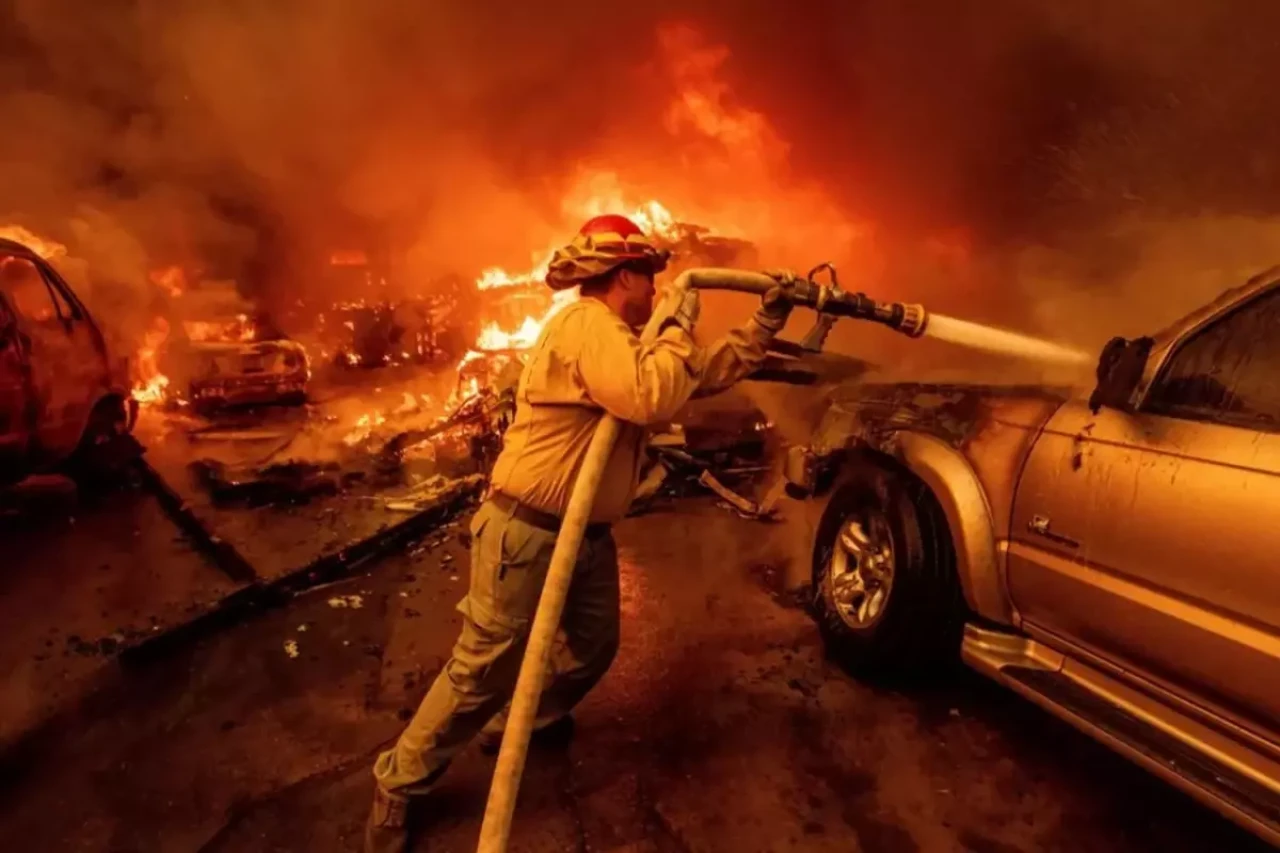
364, 785, 411, 853
478, 714, 576, 756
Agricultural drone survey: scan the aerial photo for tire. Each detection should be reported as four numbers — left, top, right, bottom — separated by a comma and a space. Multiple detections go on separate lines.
67, 397, 136, 488
811, 462, 964, 680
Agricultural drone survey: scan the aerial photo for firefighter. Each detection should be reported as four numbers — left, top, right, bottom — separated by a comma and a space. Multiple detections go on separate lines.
365, 214, 794, 852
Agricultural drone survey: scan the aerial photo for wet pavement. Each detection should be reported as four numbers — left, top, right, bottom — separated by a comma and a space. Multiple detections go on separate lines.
0, 498, 1268, 853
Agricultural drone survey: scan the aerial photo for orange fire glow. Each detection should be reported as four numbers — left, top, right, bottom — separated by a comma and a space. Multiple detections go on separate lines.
0, 225, 68, 260
468, 194, 686, 357
150, 266, 187, 297
185, 314, 258, 344
131, 316, 172, 406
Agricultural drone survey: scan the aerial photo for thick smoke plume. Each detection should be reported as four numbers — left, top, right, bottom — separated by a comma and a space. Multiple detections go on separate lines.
4, 0, 1280, 360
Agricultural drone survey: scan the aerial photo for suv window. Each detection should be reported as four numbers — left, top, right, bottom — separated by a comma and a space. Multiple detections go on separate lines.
0, 257, 58, 323
1146, 285, 1280, 432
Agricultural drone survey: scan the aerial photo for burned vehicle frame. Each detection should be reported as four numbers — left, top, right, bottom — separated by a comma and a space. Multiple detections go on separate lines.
782, 267, 1280, 846
0, 237, 135, 485
162, 287, 310, 413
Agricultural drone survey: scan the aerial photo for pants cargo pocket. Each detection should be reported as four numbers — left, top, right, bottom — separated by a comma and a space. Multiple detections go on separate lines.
472, 509, 556, 630
449, 595, 525, 694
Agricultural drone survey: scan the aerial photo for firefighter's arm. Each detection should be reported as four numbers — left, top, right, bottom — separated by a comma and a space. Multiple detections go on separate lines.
692, 274, 795, 397
577, 309, 706, 426
691, 315, 779, 398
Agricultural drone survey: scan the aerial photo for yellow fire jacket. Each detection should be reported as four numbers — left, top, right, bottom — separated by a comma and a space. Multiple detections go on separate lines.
488, 296, 775, 523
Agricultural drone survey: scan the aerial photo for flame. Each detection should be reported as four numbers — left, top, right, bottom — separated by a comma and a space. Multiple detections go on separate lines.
131, 316, 172, 406
150, 266, 186, 297
476, 255, 551, 290
467, 189, 685, 362
565, 181, 681, 241
342, 411, 387, 446
468, 285, 580, 356
476, 194, 681, 294
476, 316, 542, 351
184, 313, 258, 343
132, 373, 171, 406
0, 226, 67, 260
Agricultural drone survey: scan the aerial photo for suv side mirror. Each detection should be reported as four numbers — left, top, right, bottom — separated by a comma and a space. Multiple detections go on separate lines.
1088, 335, 1153, 414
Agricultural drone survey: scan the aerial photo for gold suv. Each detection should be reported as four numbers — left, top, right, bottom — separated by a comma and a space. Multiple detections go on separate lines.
786, 268, 1280, 845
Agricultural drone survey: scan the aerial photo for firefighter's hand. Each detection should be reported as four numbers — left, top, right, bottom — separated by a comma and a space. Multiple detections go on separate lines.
757, 269, 796, 332
655, 287, 700, 335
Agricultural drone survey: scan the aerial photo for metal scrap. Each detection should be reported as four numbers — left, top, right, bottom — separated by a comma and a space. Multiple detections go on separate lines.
697, 470, 785, 520
629, 402, 778, 516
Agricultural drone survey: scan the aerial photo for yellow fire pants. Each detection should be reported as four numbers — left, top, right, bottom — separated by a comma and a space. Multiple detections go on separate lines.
373, 499, 620, 795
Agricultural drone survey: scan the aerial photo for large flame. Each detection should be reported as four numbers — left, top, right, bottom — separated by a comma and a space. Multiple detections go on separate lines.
468, 194, 683, 356
0, 225, 68, 260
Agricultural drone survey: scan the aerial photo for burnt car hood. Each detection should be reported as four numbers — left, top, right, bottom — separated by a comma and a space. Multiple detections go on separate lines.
187, 339, 308, 384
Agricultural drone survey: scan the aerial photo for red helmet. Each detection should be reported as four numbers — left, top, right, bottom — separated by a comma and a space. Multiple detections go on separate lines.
545, 214, 670, 290
578, 214, 646, 239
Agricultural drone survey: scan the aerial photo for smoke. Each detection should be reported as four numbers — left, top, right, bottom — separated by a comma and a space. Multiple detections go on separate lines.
3, 0, 1280, 356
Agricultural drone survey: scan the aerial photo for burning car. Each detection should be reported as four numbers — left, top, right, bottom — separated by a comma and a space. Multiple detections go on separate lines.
0, 237, 135, 485
786, 267, 1280, 845
162, 283, 309, 412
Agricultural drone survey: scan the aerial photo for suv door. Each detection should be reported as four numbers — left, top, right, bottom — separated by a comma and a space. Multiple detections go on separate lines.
1008, 283, 1280, 746
0, 255, 109, 459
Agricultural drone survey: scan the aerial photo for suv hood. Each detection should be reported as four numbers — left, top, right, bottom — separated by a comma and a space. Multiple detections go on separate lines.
817, 379, 1072, 454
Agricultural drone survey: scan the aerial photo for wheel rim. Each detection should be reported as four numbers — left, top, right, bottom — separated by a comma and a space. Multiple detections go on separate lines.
827, 511, 895, 629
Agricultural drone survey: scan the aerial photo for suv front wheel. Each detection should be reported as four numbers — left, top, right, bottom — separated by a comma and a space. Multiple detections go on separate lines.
812, 464, 964, 680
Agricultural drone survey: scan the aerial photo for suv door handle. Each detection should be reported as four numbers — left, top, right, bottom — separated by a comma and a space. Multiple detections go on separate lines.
1028, 514, 1080, 548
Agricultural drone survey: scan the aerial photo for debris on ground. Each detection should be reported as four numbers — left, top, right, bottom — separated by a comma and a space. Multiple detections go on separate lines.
188, 459, 356, 507
698, 470, 785, 520
628, 399, 780, 518
374, 387, 511, 473
283, 639, 300, 658
327, 595, 364, 609
373, 473, 487, 513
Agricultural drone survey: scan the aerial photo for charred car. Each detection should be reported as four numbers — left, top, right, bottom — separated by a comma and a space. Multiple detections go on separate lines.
0, 238, 134, 485
163, 285, 308, 412
788, 268, 1280, 844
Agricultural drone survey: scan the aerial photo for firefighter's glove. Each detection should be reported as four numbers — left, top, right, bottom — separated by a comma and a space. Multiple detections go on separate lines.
656, 287, 701, 336
756, 269, 797, 333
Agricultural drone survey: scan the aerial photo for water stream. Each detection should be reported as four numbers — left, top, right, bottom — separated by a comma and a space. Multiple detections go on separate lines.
924, 313, 1092, 366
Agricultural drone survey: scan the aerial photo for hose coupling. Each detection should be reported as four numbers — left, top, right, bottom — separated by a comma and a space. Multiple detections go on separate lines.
896, 303, 928, 337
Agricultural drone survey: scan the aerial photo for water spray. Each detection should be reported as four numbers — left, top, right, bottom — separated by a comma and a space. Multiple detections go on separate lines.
681, 263, 1088, 367
923, 313, 1091, 366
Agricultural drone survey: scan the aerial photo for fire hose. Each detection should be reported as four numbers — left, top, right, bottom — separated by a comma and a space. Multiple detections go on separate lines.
475, 266, 927, 853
